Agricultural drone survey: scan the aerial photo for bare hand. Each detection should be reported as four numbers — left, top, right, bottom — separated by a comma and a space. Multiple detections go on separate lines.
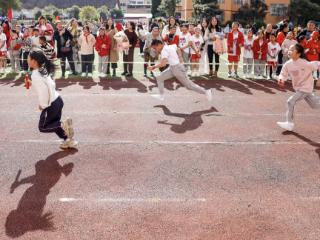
147, 65, 155, 71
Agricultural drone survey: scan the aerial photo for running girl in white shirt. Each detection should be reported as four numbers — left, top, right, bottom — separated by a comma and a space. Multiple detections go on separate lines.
28, 50, 78, 149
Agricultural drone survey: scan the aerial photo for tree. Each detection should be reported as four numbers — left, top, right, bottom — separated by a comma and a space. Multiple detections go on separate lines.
193, 0, 221, 19
158, 0, 176, 17
66, 5, 81, 19
151, 0, 162, 17
35, 10, 42, 20
234, 0, 268, 25
0, 0, 21, 12
110, 9, 124, 20
79, 6, 99, 22
97, 5, 110, 21
289, 0, 320, 25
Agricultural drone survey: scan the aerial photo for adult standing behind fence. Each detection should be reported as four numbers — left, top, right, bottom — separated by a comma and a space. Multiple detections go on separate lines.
68, 19, 81, 73
78, 25, 96, 78
122, 22, 138, 77
105, 19, 119, 77
204, 16, 224, 77
54, 21, 77, 79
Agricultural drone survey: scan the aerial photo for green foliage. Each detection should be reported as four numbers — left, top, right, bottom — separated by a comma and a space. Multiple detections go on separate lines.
0, 0, 21, 12
158, 0, 176, 17
35, 10, 42, 20
193, 0, 221, 19
234, 0, 268, 25
66, 5, 81, 19
97, 5, 110, 20
110, 9, 123, 19
289, 0, 320, 25
79, 5, 99, 22
151, 0, 162, 17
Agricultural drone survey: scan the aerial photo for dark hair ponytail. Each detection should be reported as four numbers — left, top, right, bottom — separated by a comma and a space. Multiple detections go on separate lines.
294, 43, 306, 59
29, 49, 55, 76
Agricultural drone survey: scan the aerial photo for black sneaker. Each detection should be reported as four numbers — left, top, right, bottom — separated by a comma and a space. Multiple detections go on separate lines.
125, 73, 133, 77
121, 72, 128, 76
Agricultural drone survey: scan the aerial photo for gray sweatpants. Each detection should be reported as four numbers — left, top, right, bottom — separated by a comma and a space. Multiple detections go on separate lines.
182, 51, 190, 70
156, 64, 206, 95
98, 56, 108, 74
254, 59, 266, 76
286, 90, 320, 122
243, 58, 253, 75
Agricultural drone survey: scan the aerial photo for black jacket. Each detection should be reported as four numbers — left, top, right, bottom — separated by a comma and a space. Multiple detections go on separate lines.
54, 29, 73, 58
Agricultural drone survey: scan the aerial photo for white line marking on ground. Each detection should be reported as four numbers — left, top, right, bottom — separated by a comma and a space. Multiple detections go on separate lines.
59, 197, 206, 203
2, 140, 319, 145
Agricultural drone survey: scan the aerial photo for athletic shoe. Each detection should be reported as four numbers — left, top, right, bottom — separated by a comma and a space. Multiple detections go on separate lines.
88, 73, 93, 78
100, 73, 107, 78
151, 94, 164, 101
267, 76, 271, 80
66, 118, 74, 139
205, 89, 213, 102
227, 73, 232, 78
234, 73, 239, 79
81, 73, 86, 77
67, 139, 78, 149
60, 140, 70, 149
60, 139, 78, 149
121, 72, 128, 76
277, 121, 294, 131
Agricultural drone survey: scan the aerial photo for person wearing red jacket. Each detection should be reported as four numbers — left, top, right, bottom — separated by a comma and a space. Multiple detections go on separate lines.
305, 31, 320, 62
253, 30, 268, 78
227, 22, 244, 78
163, 25, 180, 46
95, 27, 111, 77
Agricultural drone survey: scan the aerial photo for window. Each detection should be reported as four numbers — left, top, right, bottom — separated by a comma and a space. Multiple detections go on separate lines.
270, 4, 288, 16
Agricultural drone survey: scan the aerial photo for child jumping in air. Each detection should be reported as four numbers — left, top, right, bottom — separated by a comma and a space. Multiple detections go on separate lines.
28, 49, 78, 149
277, 44, 320, 131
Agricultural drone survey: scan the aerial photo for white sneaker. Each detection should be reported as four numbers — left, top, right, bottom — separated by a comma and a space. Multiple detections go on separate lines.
88, 73, 93, 78
81, 73, 86, 77
267, 76, 271, 80
100, 73, 107, 77
60, 140, 70, 149
227, 73, 232, 78
277, 121, 294, 131
205, 89, 213, 102
151, 94, 164, 101
61, 120, 70, 139
67, 139, 78, 148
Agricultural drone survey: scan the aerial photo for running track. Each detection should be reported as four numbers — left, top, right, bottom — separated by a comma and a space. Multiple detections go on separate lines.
0, 75, 319, 239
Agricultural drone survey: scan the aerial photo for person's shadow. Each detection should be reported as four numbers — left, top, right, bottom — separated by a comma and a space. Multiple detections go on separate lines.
283, 131, 320, 158
5, 149, 78, 238
155, 105, 218, 134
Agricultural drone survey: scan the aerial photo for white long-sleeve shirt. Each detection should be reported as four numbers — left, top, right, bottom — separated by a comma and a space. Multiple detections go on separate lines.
31, 70, 59, 109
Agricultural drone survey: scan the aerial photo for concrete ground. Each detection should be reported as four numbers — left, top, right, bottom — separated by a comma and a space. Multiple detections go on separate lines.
0, 55, 320, 239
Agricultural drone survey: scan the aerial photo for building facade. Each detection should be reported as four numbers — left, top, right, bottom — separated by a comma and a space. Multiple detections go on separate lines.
176, 0, 290, 24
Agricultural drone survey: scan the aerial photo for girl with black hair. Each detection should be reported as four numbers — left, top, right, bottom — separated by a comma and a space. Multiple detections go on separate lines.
277, 44, 320, 131
204, 16, 224, 77
106, 18, 119, 77
123, 21, 138, 77
28, 50, 78, 149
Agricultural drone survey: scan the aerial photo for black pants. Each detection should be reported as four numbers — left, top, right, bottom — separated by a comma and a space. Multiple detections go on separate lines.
39, 96, 67, 140
207, 45, 220, 72
140, 41, 145, 54
107, 62, 118, 74
123, 48, 135, 74
60, 52, 76, 74
81, 54, 94, 73
276, 50, 283, 75
22, 51, 29, 71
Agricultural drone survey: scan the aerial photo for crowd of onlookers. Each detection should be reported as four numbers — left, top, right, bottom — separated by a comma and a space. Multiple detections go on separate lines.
0, 15, 319, 80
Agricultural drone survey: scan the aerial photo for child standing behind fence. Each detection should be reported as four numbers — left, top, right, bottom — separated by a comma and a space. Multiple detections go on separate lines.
9, 30, 22, 73
190, 26, 204, 77
267, 33, 281, 80
253, 30, 268, 79
243, 29, 254, 79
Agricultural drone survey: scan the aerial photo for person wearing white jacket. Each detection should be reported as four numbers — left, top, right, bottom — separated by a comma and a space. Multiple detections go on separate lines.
28, 50, 78, 149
